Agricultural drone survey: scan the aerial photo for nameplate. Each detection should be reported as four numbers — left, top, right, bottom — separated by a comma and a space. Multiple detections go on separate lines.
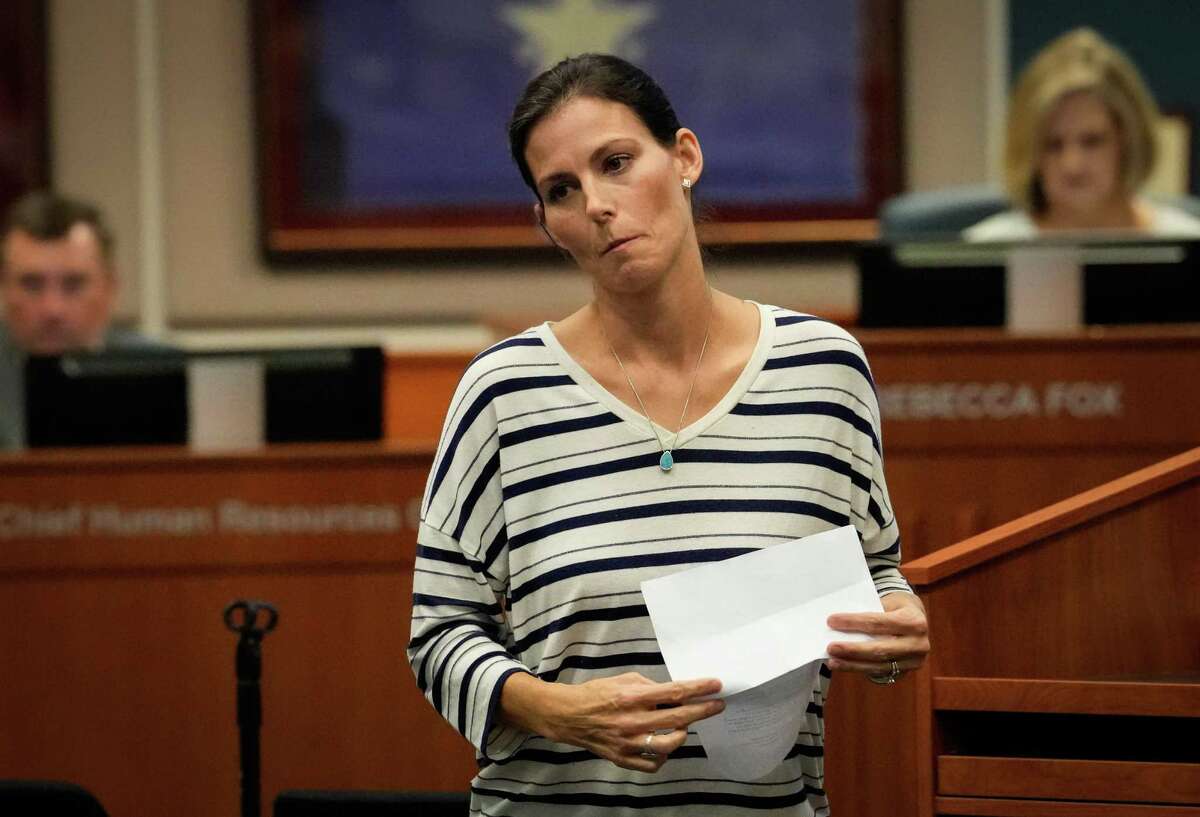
880, 381, 1122, 422
0, 500, 410, 541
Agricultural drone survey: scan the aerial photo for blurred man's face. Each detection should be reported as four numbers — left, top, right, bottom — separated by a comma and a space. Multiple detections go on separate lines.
1, 224, 117, 355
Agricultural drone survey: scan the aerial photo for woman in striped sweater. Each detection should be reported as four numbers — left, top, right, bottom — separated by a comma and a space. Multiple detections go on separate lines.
409, 53, 929, 815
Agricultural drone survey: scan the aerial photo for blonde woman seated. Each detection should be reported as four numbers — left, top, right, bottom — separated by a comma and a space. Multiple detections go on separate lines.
965, 27, 1200, 241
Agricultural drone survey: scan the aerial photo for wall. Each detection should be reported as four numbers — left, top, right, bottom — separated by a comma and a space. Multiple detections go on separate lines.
49, 0, 996, 348
49, 0, 143, 323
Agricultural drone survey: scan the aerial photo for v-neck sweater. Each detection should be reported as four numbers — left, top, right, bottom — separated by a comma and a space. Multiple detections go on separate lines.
409, 303, 911, 816
540, 301, 774, 454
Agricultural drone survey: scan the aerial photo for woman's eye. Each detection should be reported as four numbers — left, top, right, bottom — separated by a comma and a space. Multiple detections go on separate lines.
546, 183, 570, 203
603, 154, 631, 173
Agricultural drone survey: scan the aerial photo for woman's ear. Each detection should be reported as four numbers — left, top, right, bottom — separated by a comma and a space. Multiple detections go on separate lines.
673, 127, 704, 186
533, 201, 565, 252
533, 202, 553, 243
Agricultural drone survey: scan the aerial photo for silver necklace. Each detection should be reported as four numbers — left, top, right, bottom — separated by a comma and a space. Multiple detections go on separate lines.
600, 290, 713, 472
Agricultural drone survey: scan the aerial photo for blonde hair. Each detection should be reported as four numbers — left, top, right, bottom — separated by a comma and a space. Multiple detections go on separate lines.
1004, 28, 1160, 214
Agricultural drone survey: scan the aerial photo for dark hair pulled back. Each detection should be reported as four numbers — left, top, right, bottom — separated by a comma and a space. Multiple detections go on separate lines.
507, 53, 682, 195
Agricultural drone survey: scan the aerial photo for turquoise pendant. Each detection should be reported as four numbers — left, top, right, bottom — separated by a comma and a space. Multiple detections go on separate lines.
659, 450, 674, 471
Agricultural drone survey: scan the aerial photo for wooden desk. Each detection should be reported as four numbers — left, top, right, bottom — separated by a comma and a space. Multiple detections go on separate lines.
827, 327, 1200, 814
863, 326, 1200, 558
8, 326, 1195, 815
385, 327, 1200, 558
0, 443, 476, 817
909, 448, 1200, 815
821, 448, 1200, 817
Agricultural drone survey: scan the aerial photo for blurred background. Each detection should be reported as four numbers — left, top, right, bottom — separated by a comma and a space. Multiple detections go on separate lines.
3, 2, 1199, 816
6, 0, 1033, 348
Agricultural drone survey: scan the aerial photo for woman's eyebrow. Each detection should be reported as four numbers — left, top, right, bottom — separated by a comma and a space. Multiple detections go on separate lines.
535, 170, 572, 191
535, 138, 633, 189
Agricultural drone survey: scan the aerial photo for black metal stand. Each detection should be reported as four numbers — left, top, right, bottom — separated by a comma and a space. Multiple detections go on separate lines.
223, 600, 278, 817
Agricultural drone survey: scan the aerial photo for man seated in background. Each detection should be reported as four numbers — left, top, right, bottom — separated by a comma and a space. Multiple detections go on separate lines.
0, 190, 156, 449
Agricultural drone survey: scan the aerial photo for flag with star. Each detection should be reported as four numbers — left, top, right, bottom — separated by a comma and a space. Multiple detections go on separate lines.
279, 0, 896, 236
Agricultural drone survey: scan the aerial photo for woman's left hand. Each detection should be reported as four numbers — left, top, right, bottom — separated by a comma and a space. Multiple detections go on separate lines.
825, 592, 930, 681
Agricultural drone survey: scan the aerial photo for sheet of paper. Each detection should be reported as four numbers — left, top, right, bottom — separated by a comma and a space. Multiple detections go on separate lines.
640, 525, 883, 779
693, 661, 822, 781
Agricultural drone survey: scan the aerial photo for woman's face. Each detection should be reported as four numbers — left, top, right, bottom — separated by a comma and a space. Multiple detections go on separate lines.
1037, 90, 1124, 217
523, 95, 701, 293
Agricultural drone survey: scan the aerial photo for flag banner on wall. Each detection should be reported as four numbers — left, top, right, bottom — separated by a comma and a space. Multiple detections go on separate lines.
258, 0, 900, 252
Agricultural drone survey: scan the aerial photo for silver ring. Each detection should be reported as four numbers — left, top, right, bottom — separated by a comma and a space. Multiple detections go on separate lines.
639, 732, 657, 759
867, 658, 901, 686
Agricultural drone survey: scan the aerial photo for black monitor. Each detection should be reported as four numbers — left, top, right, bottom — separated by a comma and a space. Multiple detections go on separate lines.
260, 347, 383, 444
24, 349, 188, 447
24, 346, 384, 448
857, 238, 1200, 328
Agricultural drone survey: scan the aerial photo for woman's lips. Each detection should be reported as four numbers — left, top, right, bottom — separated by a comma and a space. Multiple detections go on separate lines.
604, 236, 639, 254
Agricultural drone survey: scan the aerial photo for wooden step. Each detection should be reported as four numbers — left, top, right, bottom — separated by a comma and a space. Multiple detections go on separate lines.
936, 796, 1200, 816
937, 756, 1200, 804
933, 677, 1200, 717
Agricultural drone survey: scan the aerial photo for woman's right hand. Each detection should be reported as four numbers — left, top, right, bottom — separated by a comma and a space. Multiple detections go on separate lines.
500, 671, 725, 772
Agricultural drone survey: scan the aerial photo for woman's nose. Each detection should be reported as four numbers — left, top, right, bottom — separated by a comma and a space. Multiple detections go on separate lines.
581, 180, 615, 222
1060, 143, 1088, 173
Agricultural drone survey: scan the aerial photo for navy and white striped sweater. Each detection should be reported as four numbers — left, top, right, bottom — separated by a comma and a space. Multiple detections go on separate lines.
408, 303, 911, 816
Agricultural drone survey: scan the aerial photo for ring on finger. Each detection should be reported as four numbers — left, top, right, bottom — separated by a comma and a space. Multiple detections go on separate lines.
867, 657, 902, 686
639, 732, 658, 759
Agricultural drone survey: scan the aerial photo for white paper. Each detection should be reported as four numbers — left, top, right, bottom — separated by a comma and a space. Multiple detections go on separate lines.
640, 525, 883, 779
693, 661, 821, 781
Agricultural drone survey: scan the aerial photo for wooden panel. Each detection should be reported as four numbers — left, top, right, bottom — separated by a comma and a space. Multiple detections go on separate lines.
0, 445, 477, 817
917, 660, 938, 817
908, 453, 1200, 815
921, 481, 1200, 680
864, 328, 1200, 559
863, 327, 1200, 451
383, 329, 1200, 559
385, 327, 1200, 454
0, 443, 432, 573
822, 671, 921, 817
936, 796, 1200, 815
887, 449, 1164, 560
384, 353, 472, 442
937, 756, 1200, 804
933, 677, 1200, 717
904, 447, 1200, 584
